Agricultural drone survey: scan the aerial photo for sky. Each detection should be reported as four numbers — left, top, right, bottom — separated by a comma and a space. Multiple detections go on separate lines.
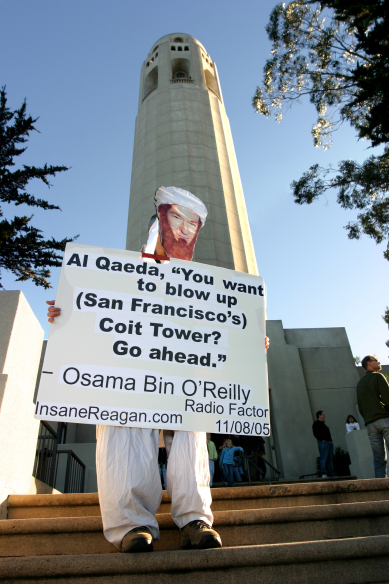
1, 0, 388, 362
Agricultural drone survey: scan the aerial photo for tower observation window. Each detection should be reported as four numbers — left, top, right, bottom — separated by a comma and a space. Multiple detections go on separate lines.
171, 46, 176, 51
184, 46, 189, 51
178, 46, 182, 51
171, 57, 191, 81
204, 69, 221, 100
144, 66, 158, 100
173, 37, 184, 42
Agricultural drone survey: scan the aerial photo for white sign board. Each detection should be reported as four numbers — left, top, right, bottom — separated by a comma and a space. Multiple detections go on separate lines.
36, 243, 269, 436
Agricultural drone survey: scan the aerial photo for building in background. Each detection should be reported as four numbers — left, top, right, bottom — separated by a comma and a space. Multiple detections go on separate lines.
1, 35, 373, 501
126, 33, 257, 275
60, 34, 363, 487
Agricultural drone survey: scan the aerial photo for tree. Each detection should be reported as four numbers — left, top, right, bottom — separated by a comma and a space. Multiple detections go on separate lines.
253, 0, 389, 259
0, 87, 76, 289
383, 308, 389, 348
253, 0, 389, 347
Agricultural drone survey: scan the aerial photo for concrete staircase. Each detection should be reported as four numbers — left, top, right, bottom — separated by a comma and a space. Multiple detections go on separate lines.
1, 479, 389, 583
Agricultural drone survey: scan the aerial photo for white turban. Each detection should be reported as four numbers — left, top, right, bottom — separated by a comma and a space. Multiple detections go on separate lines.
155, 186, 208, 224
143, 186, 207, 255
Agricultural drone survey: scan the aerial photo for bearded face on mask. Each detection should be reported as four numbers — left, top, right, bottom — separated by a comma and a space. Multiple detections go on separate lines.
158, 203, 202, 261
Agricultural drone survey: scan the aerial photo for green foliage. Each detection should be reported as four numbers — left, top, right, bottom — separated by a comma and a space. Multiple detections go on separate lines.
253, 0, 389, 149
253, 0, 389, 259
383, 307, 389, 348
292, 147, 389, 259
254, 1, 389, 348
0, 87, 76, 289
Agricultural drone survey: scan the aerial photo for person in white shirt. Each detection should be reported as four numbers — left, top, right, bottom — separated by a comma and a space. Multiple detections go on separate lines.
346, 415, 360, 434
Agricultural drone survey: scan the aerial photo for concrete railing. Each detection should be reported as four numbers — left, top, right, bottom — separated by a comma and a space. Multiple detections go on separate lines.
170, 79, 194, 84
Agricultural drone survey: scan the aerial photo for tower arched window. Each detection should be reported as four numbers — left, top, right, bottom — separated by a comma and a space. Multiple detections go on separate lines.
184, 46, 189, 51
143, 67, 158, 99
178, 46, 182, 51
204, 69, 221, 100
171, 58, 191, 81
173, 37, 183, 42
171, 46, 176, 51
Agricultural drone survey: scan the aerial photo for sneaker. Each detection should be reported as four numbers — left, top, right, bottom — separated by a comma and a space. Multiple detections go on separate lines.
181, 520, 222, 550
321, 474, 327, 478
121, 526, 153, 553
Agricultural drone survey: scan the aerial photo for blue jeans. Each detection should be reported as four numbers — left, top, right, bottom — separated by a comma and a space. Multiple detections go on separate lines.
232, 465, 242, 482
223, 463, 234, 486
209, 460, 215, 486
159, 463, 166, 489
318, 441, 336, 477
366, 418, 389, 478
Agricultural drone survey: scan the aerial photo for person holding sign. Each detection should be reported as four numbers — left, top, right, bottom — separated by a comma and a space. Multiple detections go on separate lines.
47, 186, 269, 553
48, 187, 221, 552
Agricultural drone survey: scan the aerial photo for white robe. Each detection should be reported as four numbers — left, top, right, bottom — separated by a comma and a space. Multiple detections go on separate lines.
96, 426, 212, 549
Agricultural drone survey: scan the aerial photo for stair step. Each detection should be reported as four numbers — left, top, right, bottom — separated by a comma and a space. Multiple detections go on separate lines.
0, 536, 388, 584
2, 500, 389, 557
7, 479, 389, 519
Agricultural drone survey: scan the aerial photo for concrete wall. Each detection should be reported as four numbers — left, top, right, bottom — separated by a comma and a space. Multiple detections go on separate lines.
0, 291, 45, 518
266, 321, 319, 478
346, 429, 375, 479
285, 327, 361, 452
267, 321, 362, 479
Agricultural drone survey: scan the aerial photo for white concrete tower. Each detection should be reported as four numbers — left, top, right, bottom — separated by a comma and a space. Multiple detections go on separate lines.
126, 33, 258, 275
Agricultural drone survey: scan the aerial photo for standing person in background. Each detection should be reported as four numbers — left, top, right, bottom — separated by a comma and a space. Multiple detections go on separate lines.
257, 437, 267, 481
219, 440, 243, 487
158, 446, 167, 490
47, 187, 221, 553
357, 355, 389, 478
206, 434, 218, 487
346, 415, 360, 434
312, 411, 336, 478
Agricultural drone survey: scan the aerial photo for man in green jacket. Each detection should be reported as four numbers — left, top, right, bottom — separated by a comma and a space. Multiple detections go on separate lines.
357, 356, 389, 478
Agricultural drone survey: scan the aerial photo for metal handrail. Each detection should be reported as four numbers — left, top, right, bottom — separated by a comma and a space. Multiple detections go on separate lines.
299, 472, 321, 479
33, 420, 58, 487
240, 451, 280, 486
56, 450, 86, 493
33, 421, 86, 493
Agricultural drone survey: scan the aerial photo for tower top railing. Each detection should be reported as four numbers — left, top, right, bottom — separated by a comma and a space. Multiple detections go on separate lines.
170, 79, 194, 84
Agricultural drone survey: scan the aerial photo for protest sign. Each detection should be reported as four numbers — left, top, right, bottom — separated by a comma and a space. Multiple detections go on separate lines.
35, 243, 269, 435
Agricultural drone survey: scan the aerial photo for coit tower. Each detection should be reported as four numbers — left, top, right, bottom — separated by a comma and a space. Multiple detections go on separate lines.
126, 33, 258, 275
